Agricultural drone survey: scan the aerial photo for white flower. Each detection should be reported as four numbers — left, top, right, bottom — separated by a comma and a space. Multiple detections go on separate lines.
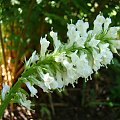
87, 36, 100, 48
94, 14, 105, 24
30, 51, 39, 63
92, 49, 102, 71
104, 18, 111, 31
38, 81, 49, 92
67, 23, 76, 31
27, 75, 48, 92
106, 27, 119, 39
25, 51, 39, 69
56, 71, 64, 88
76, 53, 93, 78
76, 20, 89, 37
40, 37, 50, 58
110, 40, 120, 49
99, 43, 113, 65
101, 50, 113, 66
67, 23, 87, 48
50, 31, 61, 50
75, 36, 86, 48
11, 0, 20, 5
70, 51, 92, 78
69, 50, 79, 66
21, 14, 120, 93
93, 14, 105, 34
18, 92, 31, 109
1, 83, 10, 100
110, 46, 118, 53
20, 99, 31, 110
25, 82, 38, 97
36, 0, 42, 4
99, 43, 109, 55
69, 51, 93, 79
67, 23, 79, 47
43, 73, 58, 89
62, 59, 78, 85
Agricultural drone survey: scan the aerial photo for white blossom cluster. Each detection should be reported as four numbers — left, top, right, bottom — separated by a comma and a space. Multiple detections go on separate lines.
1, 14, 120, 109
18, 14, 120, 108
23, 14, 120, 94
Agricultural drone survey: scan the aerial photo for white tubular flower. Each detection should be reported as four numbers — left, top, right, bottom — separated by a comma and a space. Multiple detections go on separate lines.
110, 40, 120, 49
110, 46, 118, 53
69, 51, 93, 79
43, 73, 58, 89
56, 71, 64, 88
62, 59, 78, 85
30, 51, 39, 63
93, 14, 105, 34
102, 50, 113, 66
69, 50, 79, 66
1, 83, 10, 100
67, 23, 87, 48
75, 36, 86, 48
76, 20, 89, 37
18, 93, 31, 110
104, 18, 111, 31
50, 31, 61, 50
40, 37, 50, 58
87, 36, 100, 48
76, 53, 93, 78
38, 81, 48, 92
92, 49, 102, 71
94, 14, 105, 24
28, 76, 48, 92
67, 23, 79, 47
67, 23, 76, 31
11, 0, 20, 5
106, 27, 119, 39
99, 43, 109, 55
25, 51, 39, 69
20, 99, 31, 110
99, 43, 113, 65
25, 82, 38, 97
62, 72, 74, 86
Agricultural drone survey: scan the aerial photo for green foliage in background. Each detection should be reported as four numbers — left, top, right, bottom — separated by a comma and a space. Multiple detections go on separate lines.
0, 0, 120, 119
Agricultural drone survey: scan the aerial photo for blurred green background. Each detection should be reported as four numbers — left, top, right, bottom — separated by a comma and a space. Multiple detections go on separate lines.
0, 0, 120, 120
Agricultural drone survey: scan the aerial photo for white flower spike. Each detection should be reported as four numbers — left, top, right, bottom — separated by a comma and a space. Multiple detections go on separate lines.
23, 14, 120, 93
43, 73, 58, 90
50, 31, 61, 50
25, 82, 38, 97
40, 36, 50, 58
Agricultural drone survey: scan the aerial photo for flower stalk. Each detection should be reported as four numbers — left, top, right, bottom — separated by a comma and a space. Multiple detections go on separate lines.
0, 78, 23, 117
0, 14, 120, 118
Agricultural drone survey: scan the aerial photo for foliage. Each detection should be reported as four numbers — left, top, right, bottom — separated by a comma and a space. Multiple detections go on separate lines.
0, 0, 120, 119
0, 13, 120, 118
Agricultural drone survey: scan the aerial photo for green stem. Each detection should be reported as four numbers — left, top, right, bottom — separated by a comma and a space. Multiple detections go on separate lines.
0, 78, 23, 118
